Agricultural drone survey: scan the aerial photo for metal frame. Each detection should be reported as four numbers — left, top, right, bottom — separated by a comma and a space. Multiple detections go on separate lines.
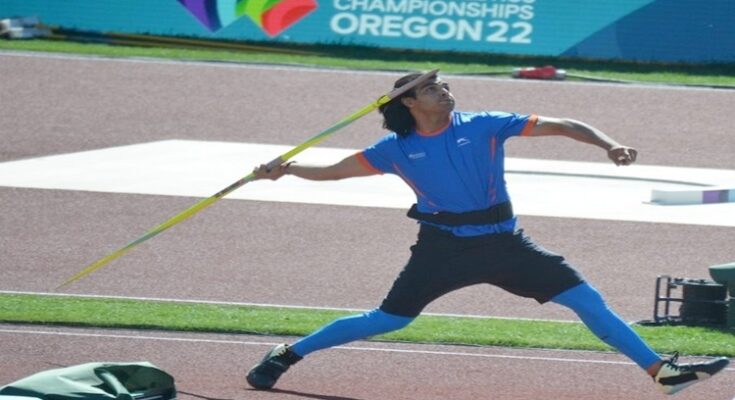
653, 275, 727, 325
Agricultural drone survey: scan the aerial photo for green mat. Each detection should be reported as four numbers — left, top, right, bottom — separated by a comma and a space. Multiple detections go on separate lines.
0, 362, 175, 400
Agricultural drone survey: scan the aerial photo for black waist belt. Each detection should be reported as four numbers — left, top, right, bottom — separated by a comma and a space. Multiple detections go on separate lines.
406, 201, 514, 226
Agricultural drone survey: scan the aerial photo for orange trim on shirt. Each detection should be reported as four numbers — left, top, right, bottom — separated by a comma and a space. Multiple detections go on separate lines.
416, 119, 452, 137
519, 114, 539, 137
490, 136, 497, 161
392, 162, 437, 207
355, 152, 382, 174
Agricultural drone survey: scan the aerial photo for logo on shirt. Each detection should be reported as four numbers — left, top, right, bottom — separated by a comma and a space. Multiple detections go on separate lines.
456, 137, 471, 147
408, 152, 427, 160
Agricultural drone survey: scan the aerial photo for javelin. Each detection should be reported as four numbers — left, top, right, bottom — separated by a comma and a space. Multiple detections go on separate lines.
56, 69, 439, 289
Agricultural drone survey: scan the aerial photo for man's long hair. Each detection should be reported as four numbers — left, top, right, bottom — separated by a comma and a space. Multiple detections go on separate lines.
378, 73, 424, 137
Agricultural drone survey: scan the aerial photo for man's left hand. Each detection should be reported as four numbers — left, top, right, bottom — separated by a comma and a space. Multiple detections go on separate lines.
608, 146, 637, 166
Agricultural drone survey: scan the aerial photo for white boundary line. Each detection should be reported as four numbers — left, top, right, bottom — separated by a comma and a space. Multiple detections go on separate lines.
0, 327, 634, 366
0, 290, 577, 323
0, 327, 732, 371
0, 50, 729, 93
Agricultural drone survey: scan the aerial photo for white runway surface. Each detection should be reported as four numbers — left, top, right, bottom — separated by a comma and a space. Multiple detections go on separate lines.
0, 140, 734, 227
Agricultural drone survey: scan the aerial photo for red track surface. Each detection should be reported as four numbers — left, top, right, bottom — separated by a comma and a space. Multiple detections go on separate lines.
0, 325, 732, 400
1, 52, 733, 398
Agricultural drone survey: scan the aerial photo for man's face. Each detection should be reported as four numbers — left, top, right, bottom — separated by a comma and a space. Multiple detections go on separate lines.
403, 77, 456, 114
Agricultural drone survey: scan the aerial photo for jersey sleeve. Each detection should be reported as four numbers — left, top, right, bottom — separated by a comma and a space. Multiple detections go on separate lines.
482, 112, 538, 141
357, 133, 399, 174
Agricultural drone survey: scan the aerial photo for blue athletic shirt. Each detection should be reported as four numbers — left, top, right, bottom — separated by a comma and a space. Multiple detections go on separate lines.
357, 111, 537, 237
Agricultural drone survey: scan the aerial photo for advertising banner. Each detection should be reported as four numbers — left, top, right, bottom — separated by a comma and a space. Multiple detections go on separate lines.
1, 0, 733, 63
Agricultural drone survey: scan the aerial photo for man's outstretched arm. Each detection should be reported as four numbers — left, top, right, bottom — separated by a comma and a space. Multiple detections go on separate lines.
252, 153, 379, 181
528, 116, 638, 166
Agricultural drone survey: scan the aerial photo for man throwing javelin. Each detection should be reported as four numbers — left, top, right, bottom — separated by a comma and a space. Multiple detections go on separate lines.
249, 71, 729, 395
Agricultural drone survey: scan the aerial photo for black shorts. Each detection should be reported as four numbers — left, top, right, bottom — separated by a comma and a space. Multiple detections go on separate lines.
379, 224, 585, 317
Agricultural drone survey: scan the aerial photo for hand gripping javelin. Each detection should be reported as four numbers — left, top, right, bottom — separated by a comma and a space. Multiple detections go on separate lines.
56, 69, 439, 289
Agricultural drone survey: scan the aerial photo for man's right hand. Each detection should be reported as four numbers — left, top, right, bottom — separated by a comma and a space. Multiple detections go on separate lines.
252, 163, 290, 180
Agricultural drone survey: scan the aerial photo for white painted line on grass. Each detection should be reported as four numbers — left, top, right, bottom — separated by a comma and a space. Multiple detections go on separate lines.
0, 290, 576, 323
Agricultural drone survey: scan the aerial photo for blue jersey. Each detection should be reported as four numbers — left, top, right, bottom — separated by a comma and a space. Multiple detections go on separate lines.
357, 111, 537, 236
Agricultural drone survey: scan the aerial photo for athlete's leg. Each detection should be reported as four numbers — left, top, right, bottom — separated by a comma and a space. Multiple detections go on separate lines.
551, 282, 661, 370
246, 308, 412, 389
248, 224, 465, 390
290, 227, 455, 357
291, 308, 413, 356
553, 282, 732, 394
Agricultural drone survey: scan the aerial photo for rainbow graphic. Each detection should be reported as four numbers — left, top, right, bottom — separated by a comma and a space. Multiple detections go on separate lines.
177, 0, 317, 36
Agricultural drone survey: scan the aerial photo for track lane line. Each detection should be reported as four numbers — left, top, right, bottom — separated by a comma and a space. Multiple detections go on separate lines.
0, 327, 731, 371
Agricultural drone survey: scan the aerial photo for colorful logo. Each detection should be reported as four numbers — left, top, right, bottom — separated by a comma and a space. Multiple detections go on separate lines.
178, 0, 317, 37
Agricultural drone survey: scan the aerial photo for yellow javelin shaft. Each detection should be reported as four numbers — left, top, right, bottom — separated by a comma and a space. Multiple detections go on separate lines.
56, 69, 439, 289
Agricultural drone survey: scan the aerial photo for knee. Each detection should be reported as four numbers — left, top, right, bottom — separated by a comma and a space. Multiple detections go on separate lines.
553, 282, 608, 315
367, 308, 414, 331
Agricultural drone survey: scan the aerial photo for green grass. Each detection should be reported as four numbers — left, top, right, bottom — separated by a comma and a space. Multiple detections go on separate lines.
1, 294, 733, 357
1, 38, 734, 87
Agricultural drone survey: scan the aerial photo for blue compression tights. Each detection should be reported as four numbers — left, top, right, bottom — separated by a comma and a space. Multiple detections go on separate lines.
291, 308, 413, 357
552, 282, 661, 370
291, 283, 660, 371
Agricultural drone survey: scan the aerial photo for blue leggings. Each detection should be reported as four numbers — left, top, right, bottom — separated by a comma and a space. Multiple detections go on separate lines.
291, 283, 660, 370
291, 308, 413, 357
551, 282, 660, 369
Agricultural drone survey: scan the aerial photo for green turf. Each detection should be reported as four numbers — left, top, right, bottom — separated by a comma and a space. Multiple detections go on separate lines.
1, 38, 734, 87
1, 294, 733, 357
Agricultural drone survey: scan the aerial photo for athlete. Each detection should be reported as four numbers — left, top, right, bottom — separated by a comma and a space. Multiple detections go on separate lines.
247, 72, 729, 395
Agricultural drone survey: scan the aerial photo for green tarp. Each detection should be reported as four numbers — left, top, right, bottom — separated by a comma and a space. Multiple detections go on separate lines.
0, 362, 175, 400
